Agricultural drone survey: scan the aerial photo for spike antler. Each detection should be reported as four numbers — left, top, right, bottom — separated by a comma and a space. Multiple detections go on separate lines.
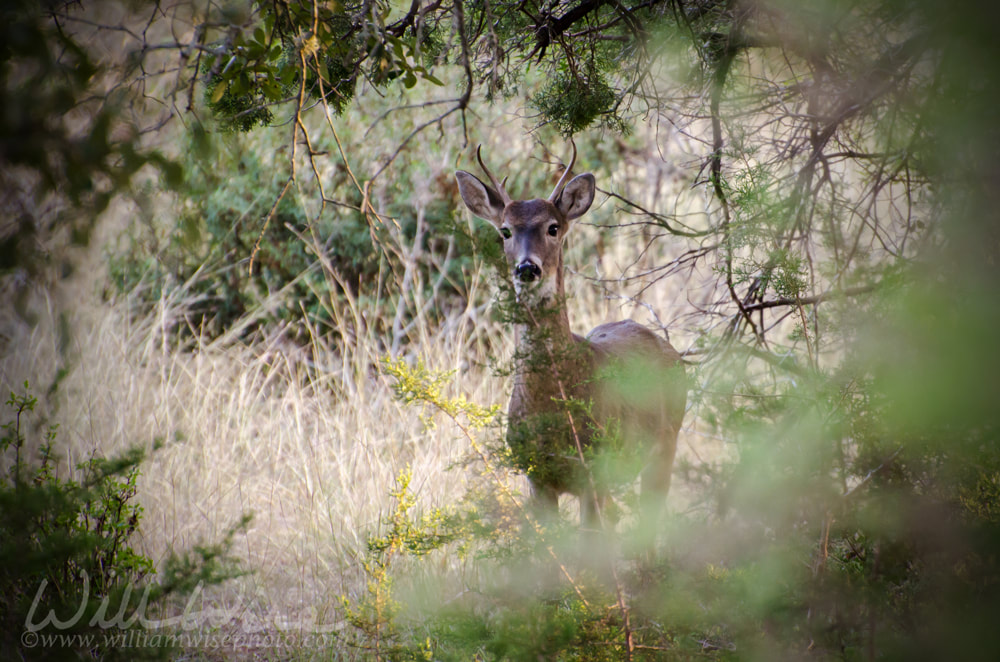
476, 145, 512, 206
549, 140, 577, 203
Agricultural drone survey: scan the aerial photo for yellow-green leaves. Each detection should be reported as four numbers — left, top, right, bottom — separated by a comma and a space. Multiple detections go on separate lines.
382, 357, 500, 430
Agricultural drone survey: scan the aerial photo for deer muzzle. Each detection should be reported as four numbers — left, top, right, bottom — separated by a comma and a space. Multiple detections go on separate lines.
514, 261, 542, 283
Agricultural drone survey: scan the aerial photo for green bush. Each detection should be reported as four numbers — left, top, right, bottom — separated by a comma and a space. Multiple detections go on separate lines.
108, 127, 479, 345
359, 332, 1000, 661
0, 384, 244, 661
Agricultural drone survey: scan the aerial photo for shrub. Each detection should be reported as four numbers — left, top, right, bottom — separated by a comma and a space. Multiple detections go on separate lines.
107, 127, 479, 346
0, 384, 243, 660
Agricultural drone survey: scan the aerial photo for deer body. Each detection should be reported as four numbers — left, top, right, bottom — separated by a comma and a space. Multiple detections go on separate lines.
456, 146, 686, 525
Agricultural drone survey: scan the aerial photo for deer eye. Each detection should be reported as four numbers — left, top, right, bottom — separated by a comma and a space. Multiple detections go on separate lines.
500, 227, 512, 239
548, 224, 559, 237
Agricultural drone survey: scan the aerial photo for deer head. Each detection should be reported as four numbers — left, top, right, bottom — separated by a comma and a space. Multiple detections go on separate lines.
455, 144, 596, 299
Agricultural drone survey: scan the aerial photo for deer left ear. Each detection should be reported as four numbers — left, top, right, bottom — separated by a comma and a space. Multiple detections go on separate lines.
554, 173, 596, 221
456, 170, 506, 227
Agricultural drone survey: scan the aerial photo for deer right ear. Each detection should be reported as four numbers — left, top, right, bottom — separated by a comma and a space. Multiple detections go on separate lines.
554, 173, 596, 221
456, 171, 505, 227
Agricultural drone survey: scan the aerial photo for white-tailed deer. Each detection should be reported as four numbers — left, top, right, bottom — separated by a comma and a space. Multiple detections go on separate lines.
455, 144, 687, 527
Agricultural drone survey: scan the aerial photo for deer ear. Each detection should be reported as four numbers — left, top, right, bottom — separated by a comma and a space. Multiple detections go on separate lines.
456, 171, 505, 227
554, 173, 596, 221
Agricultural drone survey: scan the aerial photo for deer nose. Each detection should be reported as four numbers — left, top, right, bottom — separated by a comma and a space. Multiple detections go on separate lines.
514, 261, 542, 282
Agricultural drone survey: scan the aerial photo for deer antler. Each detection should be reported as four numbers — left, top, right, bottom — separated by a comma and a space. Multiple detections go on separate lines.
549, 140, 577, 203
476, 145, 512, 206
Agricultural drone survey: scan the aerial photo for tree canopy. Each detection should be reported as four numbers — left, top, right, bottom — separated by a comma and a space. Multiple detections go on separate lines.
4, 0, 997, 343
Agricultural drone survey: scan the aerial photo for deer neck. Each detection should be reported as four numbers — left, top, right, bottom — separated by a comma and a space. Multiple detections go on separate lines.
512, 256, 577, 399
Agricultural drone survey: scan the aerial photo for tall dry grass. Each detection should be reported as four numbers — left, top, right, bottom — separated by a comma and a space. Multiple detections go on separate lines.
1, 254, 505, 626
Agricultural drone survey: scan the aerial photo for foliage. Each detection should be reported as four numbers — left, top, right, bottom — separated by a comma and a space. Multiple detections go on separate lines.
189, 0, 647, 136
0, 383, 245, 661
0, 0, 183, 277
0, 0, 668, 280
337, 467, 465, 660
106, 128, 477, 343
532, 66, 625, 135
366, 361, 727, 659
383, 357, 501, 430
369, 336, 1000, 660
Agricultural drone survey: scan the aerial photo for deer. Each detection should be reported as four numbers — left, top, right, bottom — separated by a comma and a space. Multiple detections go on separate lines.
455, 144, 687, 530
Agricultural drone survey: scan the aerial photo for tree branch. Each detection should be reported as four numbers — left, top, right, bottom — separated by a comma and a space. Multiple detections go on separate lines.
741, 284, 879, 313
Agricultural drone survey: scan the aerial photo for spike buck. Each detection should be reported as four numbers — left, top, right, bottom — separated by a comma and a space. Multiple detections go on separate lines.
455, 144, 687, 528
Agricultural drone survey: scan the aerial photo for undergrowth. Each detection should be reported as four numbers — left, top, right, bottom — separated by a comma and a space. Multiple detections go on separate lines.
0, 383, 245, 661
335, 353, 1000, 661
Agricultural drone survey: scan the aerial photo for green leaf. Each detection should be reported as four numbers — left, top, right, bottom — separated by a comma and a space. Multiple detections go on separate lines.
391, 37, 405, 60
232, 72, 247, 95
422, 72, 444, 86
210, 81, 227, 104
262, 78, 282, 101
161, 160, 184, 189
279, 62, 296, 85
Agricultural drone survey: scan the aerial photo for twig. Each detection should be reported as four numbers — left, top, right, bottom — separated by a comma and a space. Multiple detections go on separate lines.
741, 284, 878, 312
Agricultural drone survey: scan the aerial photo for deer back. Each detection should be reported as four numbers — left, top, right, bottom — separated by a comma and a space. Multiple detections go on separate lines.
587, 320, 687, 451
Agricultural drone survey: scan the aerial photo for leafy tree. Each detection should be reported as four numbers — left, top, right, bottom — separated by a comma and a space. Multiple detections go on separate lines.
3, 0, 991, 344
0, 0, 182, 278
